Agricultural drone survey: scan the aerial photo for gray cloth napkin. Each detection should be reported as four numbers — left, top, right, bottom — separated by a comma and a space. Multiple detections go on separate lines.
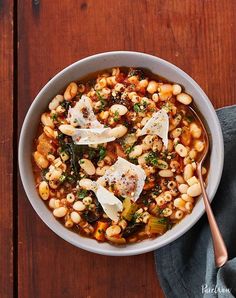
154, 105, 236, 298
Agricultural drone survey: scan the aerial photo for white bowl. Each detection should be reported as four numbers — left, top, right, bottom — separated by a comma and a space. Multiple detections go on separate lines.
19, 51, 224, 256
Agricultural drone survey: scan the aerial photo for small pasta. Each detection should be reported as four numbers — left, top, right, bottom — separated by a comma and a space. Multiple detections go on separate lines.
32, 67, 208, 245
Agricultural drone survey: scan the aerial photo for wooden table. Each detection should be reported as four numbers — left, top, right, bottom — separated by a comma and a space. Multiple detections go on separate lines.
1, 1, 235, 297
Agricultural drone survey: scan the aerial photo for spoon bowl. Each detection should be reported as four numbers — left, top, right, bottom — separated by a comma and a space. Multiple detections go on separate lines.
189, 106, 228, 267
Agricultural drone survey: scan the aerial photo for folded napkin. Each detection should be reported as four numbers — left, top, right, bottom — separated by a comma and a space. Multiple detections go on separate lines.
155, 105, 236, 298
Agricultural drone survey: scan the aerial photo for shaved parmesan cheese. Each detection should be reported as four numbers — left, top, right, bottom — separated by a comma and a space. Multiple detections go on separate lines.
97, 157, 146, 202
140, 109, 169, 148
95, 185, 123, 221
67, 95, 116, 145
72, 128, 115, 145
67, 95, 103, 128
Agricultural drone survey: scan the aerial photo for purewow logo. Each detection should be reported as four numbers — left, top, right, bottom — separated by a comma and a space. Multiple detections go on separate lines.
201, 284, 231, 294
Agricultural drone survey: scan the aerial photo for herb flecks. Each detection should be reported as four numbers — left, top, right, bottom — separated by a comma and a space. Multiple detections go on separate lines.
113, 110, 120, 122
95, 90, 107, 110
98, 145, 106, 160
145, 151, 159, 166
77, 189, 88, 199
133, 101, 148, 113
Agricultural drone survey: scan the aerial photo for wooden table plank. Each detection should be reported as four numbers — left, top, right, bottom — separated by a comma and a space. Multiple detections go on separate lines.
0, 1, 14, 297
18, 1, 236, 297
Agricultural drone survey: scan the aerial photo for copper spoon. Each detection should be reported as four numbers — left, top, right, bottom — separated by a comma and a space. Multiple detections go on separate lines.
189, 107, 228, 267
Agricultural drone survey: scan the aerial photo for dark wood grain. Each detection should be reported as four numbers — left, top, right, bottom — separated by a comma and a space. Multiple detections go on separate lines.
0, 1, 14, 297
17, 1, 236, 297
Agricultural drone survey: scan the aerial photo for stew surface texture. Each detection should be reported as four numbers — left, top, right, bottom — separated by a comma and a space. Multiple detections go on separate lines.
33, 67, 207, 245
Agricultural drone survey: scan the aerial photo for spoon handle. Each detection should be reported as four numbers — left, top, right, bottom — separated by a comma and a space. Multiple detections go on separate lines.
197, 166, 228, 267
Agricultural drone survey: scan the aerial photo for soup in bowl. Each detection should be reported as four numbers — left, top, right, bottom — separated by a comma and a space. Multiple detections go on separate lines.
19, 52, 223, 255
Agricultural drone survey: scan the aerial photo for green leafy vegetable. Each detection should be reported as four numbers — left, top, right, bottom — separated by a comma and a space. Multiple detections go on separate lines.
125, 145, 134, 155
98, 145, 106, 160
61, 100, 71, 112
145, 151, 159, 166
51, 113, 58, 121
133, 103, 141, 113
77, 189, 88, 199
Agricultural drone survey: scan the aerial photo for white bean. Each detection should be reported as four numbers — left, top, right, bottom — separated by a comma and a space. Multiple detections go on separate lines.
73, 201, 86, 211
118, 219, 127, 230
181, 193, 194, 202
175, 175, 185, 184
187, 176, 199, 186
64, 82, 78, 101
185, 201, 193, 212
175, 143, 188, 157
184, 164, 193, 181
53, 207, 67, 218
176, 93, 192, 105
190, 122, 202, 138
71, 211, 81, 224
142, 135, 155, 150
152, 93, 159, 102
54, 199, 61, 208
44, 126, 56, 139
105, 225, 121, 237
178, 184, 188, 194
39, 181, 50, 200
79, 178, 94, 190
96, 165, 110, 176
138, 153, 149, 166
147, 81, 158, 94
79, 159, 96, 176
160, 84, 173, 94
139, 79, 148, 88
49, 169, 62, 181
141, 117, 150, 127
159, 169, 174, 177
49, 95, 64, 110
172, 84, 182, 95
129, 145, 143, 159
49, 198, 56, 209
171, 128, 182, 138
187, 183, 202, 197
189, 149, 197, 159
174, 198, 186, 211
109, 125, 128, 138
41, 113, 54, 128
56, 105, 66, 114
110, 104, 128, 116
59, 124, 76, 136
156, 160, 168, 170
33, 151, 49, 169
152, 138, 163, 152
194, 140, 205, 152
